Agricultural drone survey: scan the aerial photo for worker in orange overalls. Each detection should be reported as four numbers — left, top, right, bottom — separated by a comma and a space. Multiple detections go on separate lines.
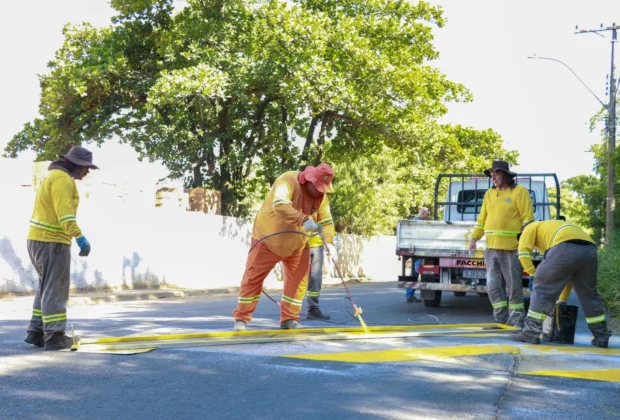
232, 163, 337, 331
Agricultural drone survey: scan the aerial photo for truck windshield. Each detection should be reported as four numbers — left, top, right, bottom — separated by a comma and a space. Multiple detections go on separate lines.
456, 189, 537, 214
456, 190, 485, 214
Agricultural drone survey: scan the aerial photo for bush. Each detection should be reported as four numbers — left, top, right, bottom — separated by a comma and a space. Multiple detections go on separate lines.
598, 235, 620, 329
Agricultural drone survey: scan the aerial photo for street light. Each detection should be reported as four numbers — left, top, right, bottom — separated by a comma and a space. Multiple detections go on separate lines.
528, 54, 616, 243
527, 56, 608, 109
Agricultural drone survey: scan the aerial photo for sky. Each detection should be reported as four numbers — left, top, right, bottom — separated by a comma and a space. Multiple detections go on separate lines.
1, 0, 619, 186
429, 0, 620, 182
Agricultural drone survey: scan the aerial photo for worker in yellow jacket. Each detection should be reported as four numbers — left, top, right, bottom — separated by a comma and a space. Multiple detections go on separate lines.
510, 221, 612, 348
298, 197, 337, 321
24, 146, 98, 351
232, 164, 336, 331
469, 160, 534, 327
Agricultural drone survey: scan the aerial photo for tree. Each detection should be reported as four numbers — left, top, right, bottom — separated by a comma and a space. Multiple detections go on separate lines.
5, 0, 512, 223
561, 109, 619, 243
328, 125, 517, 235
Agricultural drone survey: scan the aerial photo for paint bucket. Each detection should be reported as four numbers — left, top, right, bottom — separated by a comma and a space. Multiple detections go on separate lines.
542, 304, 578, 344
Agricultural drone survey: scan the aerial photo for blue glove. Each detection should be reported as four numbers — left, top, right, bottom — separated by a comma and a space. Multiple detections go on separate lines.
302, 218, 320, 234
76, 236, 91, 257
528, 275, 535, 292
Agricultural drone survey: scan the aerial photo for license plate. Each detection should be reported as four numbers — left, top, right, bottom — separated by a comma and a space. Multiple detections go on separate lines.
463, 269, 486, 279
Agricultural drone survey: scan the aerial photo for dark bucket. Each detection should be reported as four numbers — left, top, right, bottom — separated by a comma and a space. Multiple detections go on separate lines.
542, 304, 578, 344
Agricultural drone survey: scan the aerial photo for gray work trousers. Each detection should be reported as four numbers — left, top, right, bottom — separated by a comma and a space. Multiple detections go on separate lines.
523, 243, 611, 340
484, 248, 525, 325
27, 240, 71, 341
306, 246, 324, 311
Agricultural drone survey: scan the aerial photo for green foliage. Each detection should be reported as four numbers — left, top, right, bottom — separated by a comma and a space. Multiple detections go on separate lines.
5, 0, 517, 228
327, 125, 516, 235
561, 176, 605, 242
598, 233, 620, 323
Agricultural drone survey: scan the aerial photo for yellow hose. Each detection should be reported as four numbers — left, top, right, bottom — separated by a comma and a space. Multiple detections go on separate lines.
558, 283, 572, 303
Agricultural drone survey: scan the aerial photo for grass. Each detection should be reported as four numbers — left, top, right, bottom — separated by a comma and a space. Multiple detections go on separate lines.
598, 235, 620, 331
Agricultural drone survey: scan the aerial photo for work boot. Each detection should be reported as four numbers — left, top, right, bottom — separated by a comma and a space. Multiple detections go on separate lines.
405, 296, 421, 303
509, 331, 540, 345
44, 332, 79, 351
280, 320, 302, 329
306, 308, 331, 320
506, 315, 525, 330
232, 320, 247, 332
24, 331, 44, 348
591, 337, 609, 349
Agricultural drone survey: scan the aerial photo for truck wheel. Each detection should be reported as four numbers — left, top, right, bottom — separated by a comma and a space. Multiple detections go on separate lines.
423, 291, 442, 307
453, 292, 466, 297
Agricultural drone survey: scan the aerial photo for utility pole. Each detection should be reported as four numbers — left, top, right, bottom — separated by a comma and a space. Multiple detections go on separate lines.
576, 23, 619, 243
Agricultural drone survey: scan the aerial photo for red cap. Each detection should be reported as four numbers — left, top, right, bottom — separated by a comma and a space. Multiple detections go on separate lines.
299, 163, 335, 193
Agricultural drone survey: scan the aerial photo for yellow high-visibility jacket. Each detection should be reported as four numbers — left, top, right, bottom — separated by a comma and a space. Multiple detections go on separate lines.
518, 221, 595, 275
307, 196, 335, 248
472, 184, 534, 250
28, 169, 82, 245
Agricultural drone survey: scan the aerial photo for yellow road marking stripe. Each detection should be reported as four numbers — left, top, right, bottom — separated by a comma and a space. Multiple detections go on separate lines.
521, 345, 620, 356
83, 323, 515, 344
285, 343, 620, 363
285, 344, 521, 363
521, 368, 620, 382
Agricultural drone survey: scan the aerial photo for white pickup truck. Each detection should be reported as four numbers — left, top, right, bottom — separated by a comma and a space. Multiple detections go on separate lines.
396, 173, 562, 308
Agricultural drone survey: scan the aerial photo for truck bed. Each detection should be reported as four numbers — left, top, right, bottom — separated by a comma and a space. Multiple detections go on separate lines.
396, 219, 486, 258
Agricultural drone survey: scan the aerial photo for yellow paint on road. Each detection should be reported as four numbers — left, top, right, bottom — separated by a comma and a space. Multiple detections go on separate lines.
521, 368, 620, 382
81, 323, 515, 345
286, 342, 620, 383
521, 345, 620, 356
285, 344, 521, 363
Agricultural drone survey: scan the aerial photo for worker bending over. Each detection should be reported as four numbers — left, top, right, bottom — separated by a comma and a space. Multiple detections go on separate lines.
232, 164, 336, 331
510, 220, 612, 348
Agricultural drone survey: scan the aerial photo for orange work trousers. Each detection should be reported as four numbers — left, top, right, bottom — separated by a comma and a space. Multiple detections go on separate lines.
233, 240, 310, 324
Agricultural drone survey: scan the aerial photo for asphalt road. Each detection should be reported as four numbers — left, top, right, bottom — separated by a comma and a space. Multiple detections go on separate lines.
1, 282, 619, 420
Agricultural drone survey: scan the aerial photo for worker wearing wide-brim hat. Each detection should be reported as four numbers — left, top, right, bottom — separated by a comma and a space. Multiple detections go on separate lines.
232, 163, 337, 331
25, 146, 98, 350
469, 160, 534, 327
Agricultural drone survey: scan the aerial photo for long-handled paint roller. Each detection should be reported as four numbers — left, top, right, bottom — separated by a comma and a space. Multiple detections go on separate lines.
319, 232, 370, 334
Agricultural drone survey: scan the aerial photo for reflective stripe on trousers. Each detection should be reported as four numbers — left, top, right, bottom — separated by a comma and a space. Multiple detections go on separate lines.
233, 240, 310, 324
484, 248, 524, 325
27, 240, 71, 341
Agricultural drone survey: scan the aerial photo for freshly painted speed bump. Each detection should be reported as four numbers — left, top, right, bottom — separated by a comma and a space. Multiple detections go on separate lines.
521, 368, 620, 382
285, 342, 620, 383
285, 344, 521, 363
74, 323, 518, 354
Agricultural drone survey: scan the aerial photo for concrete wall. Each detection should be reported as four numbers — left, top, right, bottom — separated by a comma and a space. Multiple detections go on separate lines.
0, 186, 400, 294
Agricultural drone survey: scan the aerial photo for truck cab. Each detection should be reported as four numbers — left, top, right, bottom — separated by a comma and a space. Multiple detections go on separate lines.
396, 173, 561, 308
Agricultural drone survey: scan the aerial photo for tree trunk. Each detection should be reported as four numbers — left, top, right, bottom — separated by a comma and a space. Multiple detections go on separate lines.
315, 112, 331, 165
301, 114, 320, 168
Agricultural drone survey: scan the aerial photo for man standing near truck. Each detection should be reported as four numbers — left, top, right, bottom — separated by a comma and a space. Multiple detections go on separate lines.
406, 207, 430, 303
468, 160, 534, 327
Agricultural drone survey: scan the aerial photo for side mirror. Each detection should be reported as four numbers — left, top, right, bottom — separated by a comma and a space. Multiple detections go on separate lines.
558, 215, 566, 221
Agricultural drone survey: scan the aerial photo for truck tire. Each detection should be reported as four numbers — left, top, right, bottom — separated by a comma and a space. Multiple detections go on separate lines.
423, 291, 442, 307
453, 292, 466, 297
